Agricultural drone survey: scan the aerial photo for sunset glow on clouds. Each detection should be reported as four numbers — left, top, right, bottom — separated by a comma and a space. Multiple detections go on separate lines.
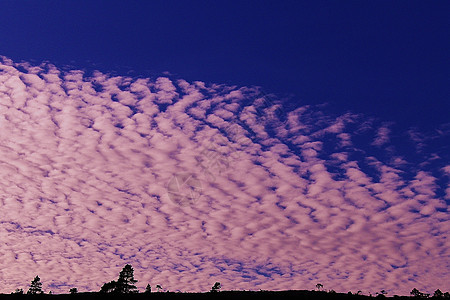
0, 56, 448, 295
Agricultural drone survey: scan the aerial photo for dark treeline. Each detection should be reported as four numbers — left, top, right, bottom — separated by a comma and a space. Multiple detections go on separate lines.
3, 290, 450, 300
3, 264, 449, 300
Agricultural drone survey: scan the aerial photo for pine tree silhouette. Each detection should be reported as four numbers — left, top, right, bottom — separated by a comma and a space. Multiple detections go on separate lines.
116, 264, 138, 293
27, 276, 43, 294
100, 264, 138, 294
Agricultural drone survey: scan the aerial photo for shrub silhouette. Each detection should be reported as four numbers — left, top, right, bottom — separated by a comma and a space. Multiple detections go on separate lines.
412, 289, 421, 297
434, 290, 444, 298
100, 280, 118, 293
411, 288, 430, 298
210, 282, 221, 292
11, 288, 23, 294
69, 288, 78, 294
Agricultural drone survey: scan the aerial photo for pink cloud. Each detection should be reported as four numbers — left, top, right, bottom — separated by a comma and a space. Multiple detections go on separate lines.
0, 56, 447, 296
372, 124, 391, 147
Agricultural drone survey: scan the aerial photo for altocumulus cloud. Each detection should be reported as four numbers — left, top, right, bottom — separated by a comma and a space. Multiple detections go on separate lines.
0, 56, 448, 295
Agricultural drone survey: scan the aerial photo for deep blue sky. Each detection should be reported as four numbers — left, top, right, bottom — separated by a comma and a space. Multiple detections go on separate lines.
0, 1, 448, 131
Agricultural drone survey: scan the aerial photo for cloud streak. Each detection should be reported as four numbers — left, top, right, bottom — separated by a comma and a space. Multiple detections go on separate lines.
0, 56, 448, 295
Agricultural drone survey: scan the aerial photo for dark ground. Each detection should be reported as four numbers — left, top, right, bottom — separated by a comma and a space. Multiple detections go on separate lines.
0, 291, 412, 300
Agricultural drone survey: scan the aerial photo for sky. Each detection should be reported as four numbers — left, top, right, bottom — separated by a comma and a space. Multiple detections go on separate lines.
0, 0, 448, 295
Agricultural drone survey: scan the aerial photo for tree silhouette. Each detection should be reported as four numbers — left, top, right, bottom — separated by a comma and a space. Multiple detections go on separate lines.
316, 283, 324, 291
100, 264, 138, 294
69, 288, 78, 294
100, 280, 118, 293
411, 288, 430, 298
145, 284, 152, 293
116, 264, 138, 293
210, 282, 221, 292
434, 290, 444, 298
12, 288, 23, 294
374, 290, 387, 298
27, 276, 43, 294
412, 289, 421, 297
156, 284, 162, 292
